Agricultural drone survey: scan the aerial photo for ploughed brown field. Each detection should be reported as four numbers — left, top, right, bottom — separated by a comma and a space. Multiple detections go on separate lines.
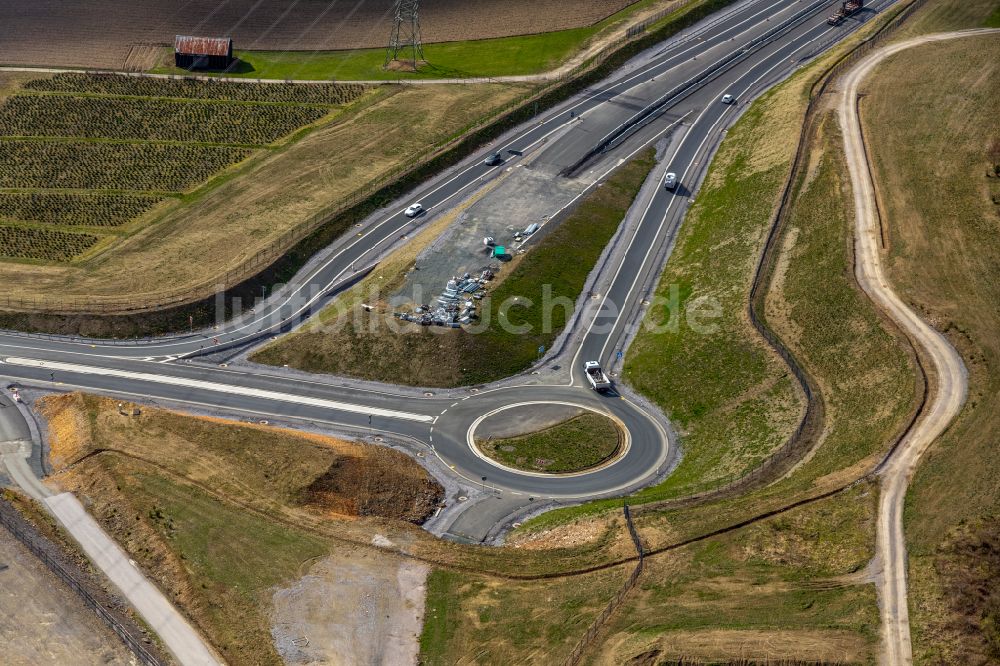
0, 0, 637, 70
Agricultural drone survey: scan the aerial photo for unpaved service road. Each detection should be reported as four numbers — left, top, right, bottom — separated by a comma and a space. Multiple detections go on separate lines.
839, 28, 998, 665
0, 528, 135, 665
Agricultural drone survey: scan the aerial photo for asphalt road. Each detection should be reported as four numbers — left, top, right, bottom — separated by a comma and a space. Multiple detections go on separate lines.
0, 0, 899, 534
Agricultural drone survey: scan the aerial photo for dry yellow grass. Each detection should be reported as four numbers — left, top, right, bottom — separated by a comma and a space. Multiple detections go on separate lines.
593, 628, 871, 665
39, 393, 443, 523
856, 33, 1000, 664
0, 83, 532, 306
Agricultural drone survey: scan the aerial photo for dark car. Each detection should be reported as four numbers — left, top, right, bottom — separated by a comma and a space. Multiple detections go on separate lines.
484, 152, 504, 166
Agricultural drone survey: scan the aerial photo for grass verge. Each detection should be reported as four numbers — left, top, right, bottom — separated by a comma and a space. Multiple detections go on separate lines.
476, 413, 621, 474
519, 11, 918, 534
590, 485, 880, 664
253, 148, 657, 387
422, 483, 880, 664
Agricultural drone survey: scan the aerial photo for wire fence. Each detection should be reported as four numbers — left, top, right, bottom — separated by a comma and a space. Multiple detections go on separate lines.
632, 0, 933, 517
0, 497, 166, 666
563, 504, 645, 666
2, 0, 745, 319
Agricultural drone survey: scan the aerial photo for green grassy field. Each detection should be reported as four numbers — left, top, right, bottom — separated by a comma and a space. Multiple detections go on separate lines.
592, 486, 880, 664
476, 413, 621, 473
422, 484, 880, 664
151, 0, 707, 81
253, 148, 657, 387
419, 563, 632, 665
228, 29, 592, 81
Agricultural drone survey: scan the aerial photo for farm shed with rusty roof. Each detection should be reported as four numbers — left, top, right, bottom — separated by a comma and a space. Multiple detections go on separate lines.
174, 35, 233, 70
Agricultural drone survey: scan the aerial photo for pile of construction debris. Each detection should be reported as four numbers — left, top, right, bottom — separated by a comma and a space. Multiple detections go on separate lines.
394, 268, 495, 327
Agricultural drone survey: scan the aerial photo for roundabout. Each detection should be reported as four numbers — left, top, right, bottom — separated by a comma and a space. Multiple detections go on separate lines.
428, 385, 671, 499
467, 401, 628, 477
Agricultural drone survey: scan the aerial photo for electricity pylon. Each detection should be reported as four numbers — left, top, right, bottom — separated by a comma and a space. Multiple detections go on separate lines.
384, 0, 424, 69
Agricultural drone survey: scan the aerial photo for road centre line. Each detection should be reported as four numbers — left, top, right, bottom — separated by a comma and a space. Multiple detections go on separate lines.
0, 357, 434, 423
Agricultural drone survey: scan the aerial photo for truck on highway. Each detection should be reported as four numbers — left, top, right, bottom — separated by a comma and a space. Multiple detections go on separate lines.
827, 0, 863, 25
583, 361, 612, 392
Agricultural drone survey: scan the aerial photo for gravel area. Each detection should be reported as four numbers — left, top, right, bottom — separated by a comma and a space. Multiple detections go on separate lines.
395, 161, 594, 308
271, 550, 428, 666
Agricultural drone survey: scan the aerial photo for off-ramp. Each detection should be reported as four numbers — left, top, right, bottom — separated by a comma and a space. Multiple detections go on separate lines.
839, 28, 998, 665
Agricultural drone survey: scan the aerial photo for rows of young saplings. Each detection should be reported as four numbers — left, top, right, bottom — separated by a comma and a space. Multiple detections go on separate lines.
0, 141, 251, 191
0, 95, 329, 146
25, 73, 368, 106
0, 224, 98, 261
0, 192, 164, 227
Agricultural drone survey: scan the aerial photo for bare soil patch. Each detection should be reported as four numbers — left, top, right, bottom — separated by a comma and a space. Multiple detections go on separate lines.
0, 0, 638, 70
0, 527, 136, 666
41, 392, 443, 523
271, 551, 428, 666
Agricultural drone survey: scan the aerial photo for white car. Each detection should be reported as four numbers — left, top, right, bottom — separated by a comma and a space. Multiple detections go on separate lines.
721, 94, 735, 105
404, 203, 424, 218
664, 172, 677, 190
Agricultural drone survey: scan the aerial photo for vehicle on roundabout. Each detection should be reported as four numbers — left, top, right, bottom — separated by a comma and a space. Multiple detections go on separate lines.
583, 361, 612, 392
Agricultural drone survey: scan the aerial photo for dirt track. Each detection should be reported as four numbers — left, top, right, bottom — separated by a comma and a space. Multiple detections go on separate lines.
0, 0, 636, 70
838, 29, 998, 665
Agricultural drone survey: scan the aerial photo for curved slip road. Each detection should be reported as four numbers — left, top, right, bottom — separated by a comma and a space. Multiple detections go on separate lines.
838, 28, 998, 665
0, 0, 900, 538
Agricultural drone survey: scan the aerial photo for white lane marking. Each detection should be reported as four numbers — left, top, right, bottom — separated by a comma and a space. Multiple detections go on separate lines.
11, 0, 794, 358
581, 20, 840, 375
0, 357, 433, 423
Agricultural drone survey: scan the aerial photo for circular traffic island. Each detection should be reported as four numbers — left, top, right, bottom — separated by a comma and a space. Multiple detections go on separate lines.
474, 405, 623, 474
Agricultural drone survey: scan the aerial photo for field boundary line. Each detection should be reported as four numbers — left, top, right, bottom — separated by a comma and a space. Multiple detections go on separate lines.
0, 0, 743, 322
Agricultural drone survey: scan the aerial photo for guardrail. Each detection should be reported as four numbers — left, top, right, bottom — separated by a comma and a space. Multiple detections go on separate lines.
0, 497, 166, 666
563, 0, 831, 175
633, 0, 932, 515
